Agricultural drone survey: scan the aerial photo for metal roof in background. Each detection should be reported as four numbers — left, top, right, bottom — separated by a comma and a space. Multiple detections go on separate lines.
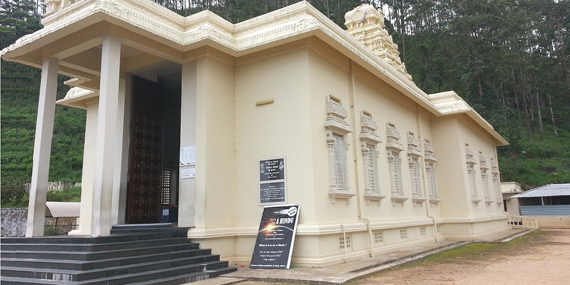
45, 202, 80, 217
512, 184, 570, 198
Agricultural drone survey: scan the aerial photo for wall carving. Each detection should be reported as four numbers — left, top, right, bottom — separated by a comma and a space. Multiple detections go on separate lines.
466, 144, 480, 204
407, 132, 425, 204
424, 140, 441, 204
359, 112, 382, 144
480, 152, 492, 205
491, 158, 503, 205
359, 112, 384, 204
386, 123, 407, 204
325, 96, 355, 204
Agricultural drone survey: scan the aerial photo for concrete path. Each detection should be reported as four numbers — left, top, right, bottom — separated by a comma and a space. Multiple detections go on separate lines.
188, 228, 532, 285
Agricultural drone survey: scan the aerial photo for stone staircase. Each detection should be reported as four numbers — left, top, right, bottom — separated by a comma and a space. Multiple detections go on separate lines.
0, 224, 236, 284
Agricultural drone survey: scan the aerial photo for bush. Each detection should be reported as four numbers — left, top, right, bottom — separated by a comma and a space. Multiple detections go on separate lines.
1, 184, 28, 207
47, 186, 82, 202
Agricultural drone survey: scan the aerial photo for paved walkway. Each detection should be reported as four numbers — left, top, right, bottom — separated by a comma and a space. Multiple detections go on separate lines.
189, 228, 532, 285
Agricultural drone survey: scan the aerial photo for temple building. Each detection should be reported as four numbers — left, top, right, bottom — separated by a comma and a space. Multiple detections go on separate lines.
1, 0, 509, 266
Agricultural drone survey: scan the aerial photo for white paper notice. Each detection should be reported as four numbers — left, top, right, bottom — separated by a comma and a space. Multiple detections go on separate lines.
181, 168, 195, 179
180, 145, 196, 166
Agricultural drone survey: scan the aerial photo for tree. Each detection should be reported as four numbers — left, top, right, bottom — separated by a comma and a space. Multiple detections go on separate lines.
0, 0, 43, 49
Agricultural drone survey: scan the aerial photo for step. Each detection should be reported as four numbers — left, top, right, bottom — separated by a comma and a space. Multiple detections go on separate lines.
1, 261, 231, 284
1, 237, 192, 252
0, 230, 188, 245
0, 267, 236, 285
0, 227, 235, 285
1, 249, 215, 271
110, 224, 187, 234
0, 243, 205, 261
137, 267, 238, 285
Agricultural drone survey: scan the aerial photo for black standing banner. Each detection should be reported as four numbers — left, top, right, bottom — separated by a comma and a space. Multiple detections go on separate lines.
250, 204, 300, 269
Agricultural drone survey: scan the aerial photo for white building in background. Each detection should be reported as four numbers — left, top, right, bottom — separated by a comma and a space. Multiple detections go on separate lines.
1, 0, 509, 266
502, 182, 523, 216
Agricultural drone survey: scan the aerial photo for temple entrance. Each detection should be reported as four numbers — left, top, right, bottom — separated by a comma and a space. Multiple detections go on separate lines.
126, 76, 181, 224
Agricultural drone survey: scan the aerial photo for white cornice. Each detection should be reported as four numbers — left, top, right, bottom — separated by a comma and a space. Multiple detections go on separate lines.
429, 91, 508, 146
56, 87, 99, 109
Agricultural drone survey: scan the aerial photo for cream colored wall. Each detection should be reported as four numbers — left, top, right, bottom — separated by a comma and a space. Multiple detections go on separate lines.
232, 46, 323, 264
354, 76, 437, 221
234, 47, 316, 228
456, 116, 505, 218
193, 40, 504, 265
307, 48, 359, 225
431, 117, 471, 218
504, 194, 521, 216
305, 47, 440, 224
194, 54, 236, 229
418, 112, 442, 218
430, 115, 507, 237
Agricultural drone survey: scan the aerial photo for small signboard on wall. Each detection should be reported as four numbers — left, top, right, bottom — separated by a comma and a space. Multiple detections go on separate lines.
250, 204, 300, 269
180, 145, 196, 180
259, 158, 286, 204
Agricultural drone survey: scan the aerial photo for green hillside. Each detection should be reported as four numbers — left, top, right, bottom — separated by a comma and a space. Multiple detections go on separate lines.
1, 60, 86, 207
1, 0, 569, 207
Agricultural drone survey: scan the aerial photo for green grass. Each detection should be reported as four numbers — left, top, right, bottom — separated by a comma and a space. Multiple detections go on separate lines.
421, 243, 500, 263
1, 186, 82, 208
46, 186, 82, 202
406, 230, 545, 266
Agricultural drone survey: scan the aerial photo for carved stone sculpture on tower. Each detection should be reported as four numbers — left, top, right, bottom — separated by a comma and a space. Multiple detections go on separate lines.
344, 2, 413, 81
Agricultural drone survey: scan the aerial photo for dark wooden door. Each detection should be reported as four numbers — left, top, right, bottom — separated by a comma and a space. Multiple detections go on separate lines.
126, 77, 164, 224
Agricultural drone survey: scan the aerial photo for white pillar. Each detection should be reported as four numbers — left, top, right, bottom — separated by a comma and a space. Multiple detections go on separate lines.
111, 77, 131, 225
69, 100, 98, 236
26, 57, 59, 237
178, 61, 197, 227
91, 34, 121, 236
